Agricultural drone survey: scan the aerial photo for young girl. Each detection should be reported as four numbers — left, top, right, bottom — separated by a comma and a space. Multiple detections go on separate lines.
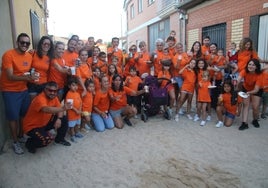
175, 59, 197, 122
158, 59, 176, 118
196, 71, 212, 126
65, 77, 83, 143
92, 67, 102, 91
215, 80, 242, 127
80, 79, 95, 133
107, 64, 118, 85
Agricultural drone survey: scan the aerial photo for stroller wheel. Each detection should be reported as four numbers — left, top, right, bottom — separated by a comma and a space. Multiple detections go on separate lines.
141, 113, 148, 122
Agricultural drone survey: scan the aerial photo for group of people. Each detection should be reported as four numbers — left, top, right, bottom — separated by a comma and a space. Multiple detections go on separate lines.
1, 31, 267, 155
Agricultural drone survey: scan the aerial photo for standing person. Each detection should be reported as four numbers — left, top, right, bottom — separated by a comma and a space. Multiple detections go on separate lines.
236, 58, 263, 130
23, 81, 72, 153
92, 76, 115, 132
196, 71, 212, 126
65, 77, 83, 142
86, 36, 95, 57
215, 80, 242, 128
134, 41, 151, 76
109, 74, 144, 128
107, 37, 123, 68
124, 44, 137, 78
28, 36, 54, 100
188, 41, 203, 60
260, 63, 268, 119
201, 36, 211, 56
63, 38, 78, 67
0, 33, 37, 154
166, 36, 176, 57
151, 38, 165, 76
237, 37, 258, 73
76, 39, 84, 54
48, 41, 70, 101
174, 59, 197, 122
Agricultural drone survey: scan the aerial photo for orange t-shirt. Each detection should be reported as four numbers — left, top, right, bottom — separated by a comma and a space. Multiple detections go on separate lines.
125, 75, 142, 91
82, 91, 93, 112
237, 50, 258, 72
158, 70, 171, 88
89, 58, 108, 75
108, 86, 134, 110
63, 50, 78, 67
239, 70, 262, 91
48, 58, 67, 89
221, 93, 242, 115
172, 52, 189, 77
76, 63, 93, 93
197, 80, 211, 102
30, 53, 50, 84
66, 91, 82, 121
23, 92, 61, 133
0, 49, 32, 91
134, 52, 151, 76
214, 56, 226, 81
262, 71, 268, 92
107, 47, 123, 67
93, 90, 110, 112
152, 50, 166, 76
181, 68, 196, 93
201, 45, 210, 55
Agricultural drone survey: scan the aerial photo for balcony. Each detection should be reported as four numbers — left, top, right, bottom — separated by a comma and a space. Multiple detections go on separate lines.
157, 0, 179, 18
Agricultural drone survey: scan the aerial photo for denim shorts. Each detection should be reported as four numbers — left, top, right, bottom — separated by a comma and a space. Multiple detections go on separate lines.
68, 119, 81, 128
225, 111, 235, 120
109, 107, 126, 118
2, 90, 30, 120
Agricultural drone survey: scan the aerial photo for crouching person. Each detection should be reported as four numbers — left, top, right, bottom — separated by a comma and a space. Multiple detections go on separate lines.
23, 81, 72, 153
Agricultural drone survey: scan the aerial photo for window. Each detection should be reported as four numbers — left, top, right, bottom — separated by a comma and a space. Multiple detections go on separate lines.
138, 0, 143, 13
148, 0, 155, 5
130, 4, 135, 19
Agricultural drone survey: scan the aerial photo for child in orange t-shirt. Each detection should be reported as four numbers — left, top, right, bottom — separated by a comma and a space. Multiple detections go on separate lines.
196, 71, 212, 126
65, 77, 83, 143
80, 79, 95, 133
125, 66, 142, 114
215, 80, 242, 128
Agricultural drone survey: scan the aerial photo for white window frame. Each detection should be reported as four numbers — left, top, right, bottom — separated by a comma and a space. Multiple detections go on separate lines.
138, 0, 143, 13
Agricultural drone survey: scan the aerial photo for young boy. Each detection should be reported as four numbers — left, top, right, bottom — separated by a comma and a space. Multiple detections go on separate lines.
65, 76, 83, 142
81, 79, 95, 133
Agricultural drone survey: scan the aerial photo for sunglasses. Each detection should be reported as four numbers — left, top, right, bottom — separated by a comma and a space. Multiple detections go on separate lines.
42, 42, 51, 46
19, 41, 31, 46
45, 88, 58, 93
131, 48, 136, 51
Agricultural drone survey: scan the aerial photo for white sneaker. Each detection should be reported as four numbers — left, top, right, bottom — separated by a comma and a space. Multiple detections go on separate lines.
13, 142, 24, 155
193, 114, 200, 122
200, 120, 206, 126
178, 108, 184, 115
18, 136, 27, 143
206, 115, 211, 121
174, 114, 179, 122
216, 121, 224, 128
187, 114, 193, 120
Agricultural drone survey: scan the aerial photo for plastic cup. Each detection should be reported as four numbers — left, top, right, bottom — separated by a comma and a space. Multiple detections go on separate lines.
66, 99, 73, 105
144, 85, 149, 93
34, 72, 40, 82
70, 66, 76, 75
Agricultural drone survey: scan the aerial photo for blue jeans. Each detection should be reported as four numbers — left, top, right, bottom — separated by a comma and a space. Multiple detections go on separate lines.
174, 76, 183, 88
92, 113, 114, 132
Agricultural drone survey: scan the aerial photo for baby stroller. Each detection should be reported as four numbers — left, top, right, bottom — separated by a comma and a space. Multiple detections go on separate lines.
140, 74, 171, 122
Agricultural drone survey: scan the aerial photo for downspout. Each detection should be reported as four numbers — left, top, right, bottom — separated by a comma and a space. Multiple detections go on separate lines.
8, 0, 17, 47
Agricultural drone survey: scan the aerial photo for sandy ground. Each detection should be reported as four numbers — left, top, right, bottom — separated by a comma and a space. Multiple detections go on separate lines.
0, 111, 268, 188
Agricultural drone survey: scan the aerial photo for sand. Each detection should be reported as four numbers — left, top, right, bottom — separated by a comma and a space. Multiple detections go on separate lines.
0, 112, 268, 188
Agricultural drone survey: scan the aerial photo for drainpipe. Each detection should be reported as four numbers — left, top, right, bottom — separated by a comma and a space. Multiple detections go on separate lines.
8, 0, 17, 47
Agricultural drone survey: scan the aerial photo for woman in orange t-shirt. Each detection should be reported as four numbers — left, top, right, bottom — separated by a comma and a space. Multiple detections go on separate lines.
92, 76, 114, 132
124, 45, 137, 78
237, 38, 258, 73
236, 58, 263, 130
135, 41, 151, 76
48, 41, 70, 101
216, 80, 242, 128
28, 36, 54, 100
109, 74, 144, 128
174, 59, 197, 122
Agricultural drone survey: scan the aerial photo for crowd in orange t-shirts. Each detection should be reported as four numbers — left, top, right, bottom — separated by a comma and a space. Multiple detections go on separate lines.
1, 32, 268, 154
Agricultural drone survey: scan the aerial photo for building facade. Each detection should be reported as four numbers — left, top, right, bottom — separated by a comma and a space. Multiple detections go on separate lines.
123, 0, 268, 60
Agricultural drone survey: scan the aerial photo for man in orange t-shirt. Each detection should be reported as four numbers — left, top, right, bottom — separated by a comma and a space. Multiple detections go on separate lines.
0, 33, 38, 154
107, 37, 123, 68
63, 38, 79, 67
23, 81, 72, 153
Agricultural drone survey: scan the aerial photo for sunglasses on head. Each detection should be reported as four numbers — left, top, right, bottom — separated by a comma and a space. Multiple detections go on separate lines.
19, 41, 31, 46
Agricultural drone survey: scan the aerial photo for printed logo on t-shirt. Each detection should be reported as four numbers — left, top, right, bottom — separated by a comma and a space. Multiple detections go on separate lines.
23, 61, 29, 66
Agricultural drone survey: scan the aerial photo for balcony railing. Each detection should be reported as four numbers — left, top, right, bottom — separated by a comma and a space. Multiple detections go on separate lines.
157, 0, 179, 18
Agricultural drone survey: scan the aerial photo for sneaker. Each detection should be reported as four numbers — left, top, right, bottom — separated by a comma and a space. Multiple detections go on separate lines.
75, 132, 84, 138
167, 108, 173, 119
193, 114, 200, 122
85, 124, 91, 130
55, 139, 71, 146
200, 120, 206, 126
215, 121, 224, 128
239, 122, 249, 130
174, 114, 179, 122
261, 114, 267, 120
187, 114, 193, 120
18, 136, 27, 143
13, 142, 24, 155
178, 108, 184, 115
25, 140, 36, 154
124, 118, 133, 126
70, 136, 78, 143
252, 119, 260, 128
206, 115, 211, 121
